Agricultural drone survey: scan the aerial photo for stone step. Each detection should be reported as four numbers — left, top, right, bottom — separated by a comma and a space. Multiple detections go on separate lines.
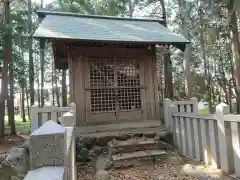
111, 150, 166, 168
108, 138, 159, 155
76, 126, 166, 138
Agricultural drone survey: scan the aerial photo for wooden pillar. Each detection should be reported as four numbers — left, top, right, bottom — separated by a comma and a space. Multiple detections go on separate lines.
67, 51, 74, 103
144, 48, 157, 120
164, 49, 173, 99
40, 39, 45, 107
62, 69, 67, 106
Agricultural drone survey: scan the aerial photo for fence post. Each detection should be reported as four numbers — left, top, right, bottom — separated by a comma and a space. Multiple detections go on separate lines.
169, 105, 178, 146
163, 98, 172, 129
216, 103, 233, 173
61, 112, 75, 127
231, 118, 240, 177
30, 106, 39, 133
62, 103, 76, 180
69, 102, 76, 114
190, 97, 198, 114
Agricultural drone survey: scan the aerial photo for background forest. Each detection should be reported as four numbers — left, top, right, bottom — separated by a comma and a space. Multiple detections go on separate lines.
0, 0, 239, 136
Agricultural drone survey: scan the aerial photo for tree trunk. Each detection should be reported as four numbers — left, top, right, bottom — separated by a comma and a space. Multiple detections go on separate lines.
8, 11, 16, 133
198, 6, 213, 112
160, 0, 174, 99
7, 96, 10, 125
229, 82, 233, 112
56, 87, 60, 107
25, 87, 30, 120
52, 58, 55, 106
0, 0, 11, 137
55, 69, 60, 107
128, 0, 134, 18
41, 0, 44, 8
37, 61, 40, 107
40, 40, 45, 107
21, 86, 26, 122
18, 29, 26, 122
179, 0, 192, 99
8, 54, 16, 134
28, 0, 34, 106
62, 70, 67, 106
227, 0, 240, 114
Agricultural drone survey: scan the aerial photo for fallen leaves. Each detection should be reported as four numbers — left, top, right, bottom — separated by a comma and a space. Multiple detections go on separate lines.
77, 162, 198, 180
76, 151, 231, 180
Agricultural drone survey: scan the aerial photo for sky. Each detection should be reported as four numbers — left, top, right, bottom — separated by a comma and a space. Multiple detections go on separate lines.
33, 0, 54, 6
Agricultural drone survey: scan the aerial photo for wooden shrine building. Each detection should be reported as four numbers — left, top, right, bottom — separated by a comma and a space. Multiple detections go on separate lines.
33, 10, 188, 125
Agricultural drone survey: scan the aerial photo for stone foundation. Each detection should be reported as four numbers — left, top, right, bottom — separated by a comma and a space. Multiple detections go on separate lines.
76, 131, 173, 168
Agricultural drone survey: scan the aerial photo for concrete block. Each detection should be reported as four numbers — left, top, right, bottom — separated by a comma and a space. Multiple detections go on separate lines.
29, 120, 65, 170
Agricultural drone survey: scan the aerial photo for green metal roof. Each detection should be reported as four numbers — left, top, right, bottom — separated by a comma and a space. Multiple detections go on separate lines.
33, 11, 189, 51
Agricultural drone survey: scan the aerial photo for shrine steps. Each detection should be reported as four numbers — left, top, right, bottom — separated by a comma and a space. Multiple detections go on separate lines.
75, 120, 173, 170
107, 132, 173, 169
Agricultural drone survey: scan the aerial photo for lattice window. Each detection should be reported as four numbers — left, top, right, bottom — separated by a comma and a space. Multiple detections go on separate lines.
118, 89, 141, 110
89, 56, 141, 112
90, 89, 116, 112
116, 57, 140, 87
89, 56, 114, 88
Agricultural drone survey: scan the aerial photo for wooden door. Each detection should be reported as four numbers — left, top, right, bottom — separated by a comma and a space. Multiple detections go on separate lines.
115, 57, 144, 121
85, 55, 145, 122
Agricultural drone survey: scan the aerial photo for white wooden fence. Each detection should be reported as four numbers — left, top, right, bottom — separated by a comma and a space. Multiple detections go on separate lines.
164, 98, 240, 177
30, 106, 69, 132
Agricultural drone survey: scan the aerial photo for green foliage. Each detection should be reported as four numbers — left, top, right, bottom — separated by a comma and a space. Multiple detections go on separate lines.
1, 0, 238, 121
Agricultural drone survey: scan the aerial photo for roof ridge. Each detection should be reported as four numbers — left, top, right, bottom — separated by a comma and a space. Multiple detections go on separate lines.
37, 9, 165, 24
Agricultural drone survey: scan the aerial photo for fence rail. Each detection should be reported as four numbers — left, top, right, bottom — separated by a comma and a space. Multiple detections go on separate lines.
164, 99, 240, 177
30, 106, 69, 132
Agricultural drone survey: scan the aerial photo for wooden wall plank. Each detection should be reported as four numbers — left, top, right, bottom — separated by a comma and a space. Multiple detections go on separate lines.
140, 57, 147, 120
68, 52, 74, 102
73, 52, 86, 124
68, 46, 158, 123
152, 53, 158, 119
69, 46, 153, 57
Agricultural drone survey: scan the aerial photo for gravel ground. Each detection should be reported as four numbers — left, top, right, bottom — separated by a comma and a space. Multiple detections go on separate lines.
77, 163, 199, 180
77, 152, 210, 180
77, 151, 237, 180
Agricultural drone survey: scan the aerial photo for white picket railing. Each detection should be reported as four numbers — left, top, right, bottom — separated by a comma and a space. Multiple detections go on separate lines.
164, 98, 240, 177
30, 106, 69, 132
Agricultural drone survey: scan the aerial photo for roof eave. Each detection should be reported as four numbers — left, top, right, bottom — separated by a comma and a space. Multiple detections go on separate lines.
32, 35, 189, 51
36, 9, 165, 24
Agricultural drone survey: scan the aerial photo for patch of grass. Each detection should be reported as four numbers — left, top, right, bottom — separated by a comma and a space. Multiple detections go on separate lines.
4, 115, 30, 134
4, 115, 30, 122
199, 108, 209, 115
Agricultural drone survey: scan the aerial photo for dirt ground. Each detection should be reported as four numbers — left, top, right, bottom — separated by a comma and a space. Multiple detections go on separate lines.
0, 137, 236, 180
77, 152, 226, 180
0, 135, 26, 180
0, 134, 25, 155
77, 163, 199, 180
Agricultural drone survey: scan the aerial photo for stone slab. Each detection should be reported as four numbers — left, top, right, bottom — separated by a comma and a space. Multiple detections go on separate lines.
112, 150, 166, 161
95, 170, 110, 180
31, 120, 65, 136
77, 127, 165, 138
76, 120, 163, 135
24, 166, 65, 180
108, 139, 157, 148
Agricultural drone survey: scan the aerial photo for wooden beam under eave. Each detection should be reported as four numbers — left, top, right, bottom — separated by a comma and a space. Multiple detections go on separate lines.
52, 40, 68, 70
55, 61, 68, 70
